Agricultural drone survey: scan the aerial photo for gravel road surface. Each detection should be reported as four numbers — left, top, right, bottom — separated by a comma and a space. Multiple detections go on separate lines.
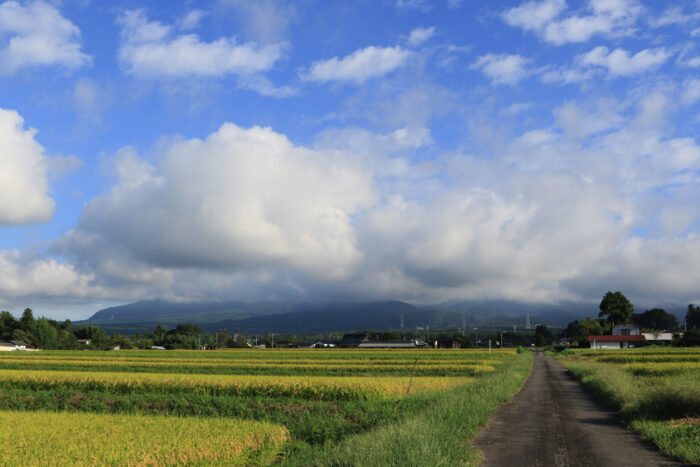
474, 351, 682, 467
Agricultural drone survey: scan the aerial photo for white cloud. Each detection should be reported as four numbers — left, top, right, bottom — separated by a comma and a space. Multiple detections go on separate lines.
117, 10, 287, 79
0, 250, 100, 300
679, 54, 700, 68
502, 0, 643, 45
579, 46, 671, 76
59, 123, 375, 283
406, 27, 435, 47
0, 108, 55, 225
0, 0, 91, 74
542, 46, 671, 84
649, 6, 700, 28
502, 0, 566, 31
178, 9, 207, 31
472, 54, 530, 85
220, 0, 296, 44
72, 77, 107, 123
681, 79, 700, 104
303, 46, 410, 85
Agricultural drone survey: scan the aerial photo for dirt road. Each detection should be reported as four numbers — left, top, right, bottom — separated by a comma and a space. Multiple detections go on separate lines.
474, 351, 681, 467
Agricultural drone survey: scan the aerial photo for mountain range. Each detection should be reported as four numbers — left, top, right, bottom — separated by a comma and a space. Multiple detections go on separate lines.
73, 299, 618, 335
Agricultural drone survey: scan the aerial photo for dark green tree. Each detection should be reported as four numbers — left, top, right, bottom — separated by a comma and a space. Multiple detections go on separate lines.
20, 308, 35, 332
35, 318, 58, 349
686, 304, 700, 330
0, 311, 20, 340
534, 324, 553, 347
631, 308, 679, 331
598, 291, 633, 325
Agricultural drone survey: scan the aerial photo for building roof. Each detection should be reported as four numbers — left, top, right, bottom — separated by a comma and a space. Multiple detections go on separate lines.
340, 333, 370, 344
358, 342, 417, 348
9, 340, 27, 346
588, 335, 645, 342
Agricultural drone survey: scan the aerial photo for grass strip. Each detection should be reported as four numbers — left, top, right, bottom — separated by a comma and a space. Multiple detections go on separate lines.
558, 354, 700, 464
279, 352, 532, 466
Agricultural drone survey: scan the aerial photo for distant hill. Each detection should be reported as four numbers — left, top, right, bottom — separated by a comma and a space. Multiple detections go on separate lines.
207, 301, 466, 334
76, 297, 681, 336
77, 300, 473, 335
85, 300, 294, 324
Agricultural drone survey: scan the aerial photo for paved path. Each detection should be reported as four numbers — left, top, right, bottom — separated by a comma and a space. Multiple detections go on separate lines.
474, 351, 682, 467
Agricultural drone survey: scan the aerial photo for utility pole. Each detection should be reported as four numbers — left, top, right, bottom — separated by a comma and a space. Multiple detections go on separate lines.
271, 333, 274, 349
474, 327, 478, 348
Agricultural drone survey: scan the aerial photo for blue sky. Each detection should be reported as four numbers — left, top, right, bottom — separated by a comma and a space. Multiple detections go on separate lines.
1, 0, 700, 320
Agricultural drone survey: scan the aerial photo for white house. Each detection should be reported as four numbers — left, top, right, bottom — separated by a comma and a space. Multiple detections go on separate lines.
642, 331, 674, 342
0, 341, 25, 351
588, 334, 645, 349
612, 324, 641, 336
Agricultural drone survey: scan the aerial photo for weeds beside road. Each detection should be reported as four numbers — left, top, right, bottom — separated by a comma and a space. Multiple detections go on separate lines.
556, 348, 700, 464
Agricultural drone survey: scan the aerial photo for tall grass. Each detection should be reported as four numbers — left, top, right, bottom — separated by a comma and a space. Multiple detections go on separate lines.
558, 349, 700, 464
280, 352, 533, 466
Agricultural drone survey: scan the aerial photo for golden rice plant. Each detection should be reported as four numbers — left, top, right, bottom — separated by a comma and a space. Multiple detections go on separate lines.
0, 369, 473, 400
0, 410, 289, 466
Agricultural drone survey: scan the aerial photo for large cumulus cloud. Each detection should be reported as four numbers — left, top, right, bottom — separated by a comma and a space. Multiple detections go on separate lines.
58, 123, 375, 285
0, 108, 55, 225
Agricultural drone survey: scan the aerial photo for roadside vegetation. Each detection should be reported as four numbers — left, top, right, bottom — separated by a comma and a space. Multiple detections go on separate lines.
556, 348, 700, 464
0, 348, 531, 465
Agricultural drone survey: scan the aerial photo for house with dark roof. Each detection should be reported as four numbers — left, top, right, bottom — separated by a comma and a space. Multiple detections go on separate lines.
339, 333, 370, 347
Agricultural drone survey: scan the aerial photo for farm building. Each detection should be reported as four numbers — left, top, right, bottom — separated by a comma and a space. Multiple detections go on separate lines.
0, 341, 26, 351
339, 333, 370, 347
436, 337, 462, 349
588, 334, 645, 349
358, 341, 422, 349
612, 324, 675, 342
642, 331, 674, 342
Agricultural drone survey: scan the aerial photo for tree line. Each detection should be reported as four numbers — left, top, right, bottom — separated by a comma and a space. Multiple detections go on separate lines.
560, 291, 700, 347
0, 308, 248, 350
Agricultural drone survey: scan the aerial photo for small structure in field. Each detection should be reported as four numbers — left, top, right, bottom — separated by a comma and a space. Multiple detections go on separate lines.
588, 334, 645, 349
0, 341, 20, 351
436, 337, 462, 349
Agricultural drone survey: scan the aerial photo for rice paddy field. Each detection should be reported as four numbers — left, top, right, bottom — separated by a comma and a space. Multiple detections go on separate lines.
556, 347, 700, 464
0, 348, 532, 466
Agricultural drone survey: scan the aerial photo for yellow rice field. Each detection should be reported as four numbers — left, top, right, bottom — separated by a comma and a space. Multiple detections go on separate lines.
0, 368, 473, 400
0, 410, 289, 466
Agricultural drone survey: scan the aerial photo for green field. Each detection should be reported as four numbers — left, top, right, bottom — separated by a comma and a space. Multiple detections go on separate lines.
556, 347, 700, 464
0, 348, 532, 465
